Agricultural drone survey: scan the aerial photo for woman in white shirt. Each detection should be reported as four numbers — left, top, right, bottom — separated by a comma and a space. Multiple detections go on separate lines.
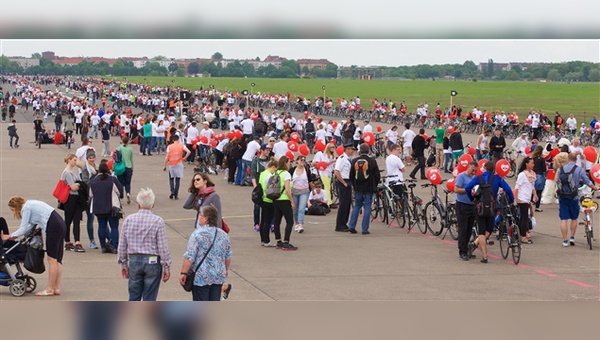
312, 143, 337, 205
514, 157, 536, 244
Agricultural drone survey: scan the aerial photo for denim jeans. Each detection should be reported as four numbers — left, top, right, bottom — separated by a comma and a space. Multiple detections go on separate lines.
191, 284, 223, 301
149, 136, 157, 154
239, 159, 252, 184
444, 153, 454, 172
127, 255, 163, 301
91, 125, 99, 139
169, 174, 181, 197
253, 203, 261, 226
234, 159, 244, 185
292, 192, 310, 224
96, 215, 119, 249
117, 167, 133, 195
156, 136, 166, 153
86, 209, 95, 242
348, 191, 373, 233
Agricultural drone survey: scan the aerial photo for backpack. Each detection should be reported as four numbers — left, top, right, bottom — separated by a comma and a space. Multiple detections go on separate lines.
112, 148, 123, 164
354, 158, 369, 182
474, 175, 496, 217
251, 184, 264, 204
556, 165, 578, 199
265, 171, 284, 200
112, 148, 126, 176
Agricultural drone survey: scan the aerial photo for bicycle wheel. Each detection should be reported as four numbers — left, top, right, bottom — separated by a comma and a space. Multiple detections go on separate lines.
510, 223, 522, 265
392, 198, 406, 228
416, 203, 428, 234
498, 221, 509, 259
586, 222, 593, 250
370, 193, 381, 222
507, 160, 516, 178
446, 204, 459, 240
424, 201, 443, 236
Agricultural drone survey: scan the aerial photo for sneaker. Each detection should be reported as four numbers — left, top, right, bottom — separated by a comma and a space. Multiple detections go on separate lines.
73, 244, 86, 253
480, 257, 488, 263
294, 224, 304, 233
89, 240, 98, 249
275, 241, 285, 249
562, 240, 569, 247
126, 194, 131, 205
280, 242, 298, 251
569, 236, 575, 246
261, 242, 277, 247
254, 224, 260, 232
222, 284, 232, 300
64, 243, 75, 251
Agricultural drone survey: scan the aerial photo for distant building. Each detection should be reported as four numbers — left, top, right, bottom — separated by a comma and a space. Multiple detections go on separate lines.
8, 57, 40, 69
297, 59, 330, 72
42, 51, 56, 60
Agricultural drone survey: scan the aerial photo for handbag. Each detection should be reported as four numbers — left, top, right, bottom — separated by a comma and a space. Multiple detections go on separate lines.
111, 181, 124, 219
52, 180, 70, 204
221, 218, 230, 234
182, 228, 218, 292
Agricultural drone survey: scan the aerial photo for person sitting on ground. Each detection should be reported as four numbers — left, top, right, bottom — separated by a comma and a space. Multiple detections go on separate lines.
306, 182, 330, 215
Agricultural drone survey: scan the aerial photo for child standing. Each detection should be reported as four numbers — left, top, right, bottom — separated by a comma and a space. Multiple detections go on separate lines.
7, 120, 19, 148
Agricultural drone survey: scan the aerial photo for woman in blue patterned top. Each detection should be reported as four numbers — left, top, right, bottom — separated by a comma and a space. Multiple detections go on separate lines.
179, 205, 231, 301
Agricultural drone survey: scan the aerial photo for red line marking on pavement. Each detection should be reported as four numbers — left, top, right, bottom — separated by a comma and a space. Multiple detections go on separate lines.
534, 269, 558, 277
425, 235, 437, 239
564, 279, 595, 288
516, 263, 529, 268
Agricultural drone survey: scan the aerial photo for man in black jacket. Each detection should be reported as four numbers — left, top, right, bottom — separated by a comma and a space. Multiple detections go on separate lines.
409, 129, 428, 180
488, 128, 506, 164
449, 126, 464, 169
347, 143, 380, 234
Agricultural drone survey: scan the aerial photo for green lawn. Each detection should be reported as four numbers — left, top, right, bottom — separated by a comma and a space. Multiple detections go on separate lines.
124, 76, 599, 120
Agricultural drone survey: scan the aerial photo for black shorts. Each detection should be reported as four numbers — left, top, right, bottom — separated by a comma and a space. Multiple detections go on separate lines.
46, 211, 66, 264
476, 215, 495, 235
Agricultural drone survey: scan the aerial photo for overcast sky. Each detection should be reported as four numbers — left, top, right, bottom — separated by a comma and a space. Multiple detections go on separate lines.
1, 40, 598, 67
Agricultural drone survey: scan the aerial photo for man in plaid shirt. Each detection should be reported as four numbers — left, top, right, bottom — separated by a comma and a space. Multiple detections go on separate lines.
118, 188, 171, 301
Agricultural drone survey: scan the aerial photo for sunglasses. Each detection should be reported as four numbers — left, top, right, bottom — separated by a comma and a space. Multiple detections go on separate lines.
194, 178, 203, 182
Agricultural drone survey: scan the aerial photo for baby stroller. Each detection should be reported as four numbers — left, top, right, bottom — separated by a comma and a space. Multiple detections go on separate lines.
0, 228, 40, 297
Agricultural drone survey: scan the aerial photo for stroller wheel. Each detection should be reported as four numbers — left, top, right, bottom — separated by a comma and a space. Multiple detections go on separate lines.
25, 276, 37, 293
9, 279, 26, 297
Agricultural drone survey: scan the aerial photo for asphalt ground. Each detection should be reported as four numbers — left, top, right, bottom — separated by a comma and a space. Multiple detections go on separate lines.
0, 83, 598, 301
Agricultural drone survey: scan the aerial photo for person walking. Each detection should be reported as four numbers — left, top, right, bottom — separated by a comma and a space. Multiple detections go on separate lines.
271, 156, 297, 250
409, 128, 428, 180
449, 126, 464, 170
101, 121, 111, 157
163, 135, 191, 200
289, 155, 316, 233
179, 205, 231, 301
334, 143, 356, 232
7, 119, 19, 148
116, 136, 135, 205
3, 197, 66, 296
89, 162, 124, 254
347, 143, 380, 234
434, 121, 445, 168
514, 157, 537, 244
118, 188, 171, 301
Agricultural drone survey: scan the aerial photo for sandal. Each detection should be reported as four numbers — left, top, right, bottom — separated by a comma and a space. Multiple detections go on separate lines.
35, 289, 55, 296
522, 239, 533, 244
535, 208, 543, 212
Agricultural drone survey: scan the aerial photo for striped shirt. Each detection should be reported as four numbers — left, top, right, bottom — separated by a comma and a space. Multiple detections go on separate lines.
118, 209, 171, 271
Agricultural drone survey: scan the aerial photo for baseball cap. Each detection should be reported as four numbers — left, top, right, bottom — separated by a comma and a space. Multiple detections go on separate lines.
521, 132, 527, 136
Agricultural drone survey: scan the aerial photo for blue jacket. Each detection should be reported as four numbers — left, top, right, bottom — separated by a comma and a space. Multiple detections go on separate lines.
464, 171, 514, 204
89, 174, 123, 216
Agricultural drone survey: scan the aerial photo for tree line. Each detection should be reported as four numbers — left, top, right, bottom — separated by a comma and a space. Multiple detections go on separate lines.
1, 55, 597, 82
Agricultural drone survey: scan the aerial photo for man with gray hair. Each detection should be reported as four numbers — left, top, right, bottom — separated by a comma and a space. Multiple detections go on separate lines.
118, 188, 171, 301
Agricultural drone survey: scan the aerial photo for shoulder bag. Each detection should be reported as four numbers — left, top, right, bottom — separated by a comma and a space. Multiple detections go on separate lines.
52, 179, 70, 204
182, 228, 218, 292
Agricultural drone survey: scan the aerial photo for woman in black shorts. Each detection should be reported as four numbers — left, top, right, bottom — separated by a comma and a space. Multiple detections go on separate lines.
2, 196, 66, 296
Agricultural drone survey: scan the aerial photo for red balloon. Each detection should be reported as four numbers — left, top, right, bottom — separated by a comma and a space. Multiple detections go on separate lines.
495, 159, 511, 177
200, 136, 208, 144
234, 130, 243, 139
524, 146, 531, 155
336, 145, 344, 156
362, 132, 375, 146
330, 139, 337, 145
332, 121, 338, 128
583, 146, 598, 163
585, 127, 591, 134
591, 164, 600, 184
227, 131, 235, 140
525, 118, 532, 124
457, 154, 473, 173
546, 169, 556, 181
476, 159, 488, 176
315, 139, 326, 152
251, 113, 258, 120
286, 151, 295, 160
316, 161, 328, 171
595, 122, 600, 130
446, 178, 455, 192
468, 147, 476, 155
107, 159, 114, 170
299, 144, 310, 156
426, 167, 442, 185
210, 140, 217, 148
192, 144, 197, 150
448, 126, 455, 134
376, 126, 382, 132
287, 141, 299, 152
290, 132, 300, 142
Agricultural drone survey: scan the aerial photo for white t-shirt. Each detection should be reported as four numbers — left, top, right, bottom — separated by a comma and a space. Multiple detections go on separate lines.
363, 124, 373, 134
240, 119, 254, 135
309, 189, 328, 203
242, 140, 261, 161
515, 171, 534, 203
273, 140, 289, 159
186, 126, 199, 144
566, 117, 577, 130
385, 153, 405, 184
401, 129, 415, 147
315, 129, 327, 142
313, 151, 334, 177
569, 145, 584, 167
199, 128, 214, 145
386, 129, 398, 144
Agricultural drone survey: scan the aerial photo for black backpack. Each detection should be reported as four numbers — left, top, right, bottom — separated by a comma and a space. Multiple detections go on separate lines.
474, 175, 496, 217
354, 158, 369, 182
251, 184, 264, 204
556, 165, 578, 199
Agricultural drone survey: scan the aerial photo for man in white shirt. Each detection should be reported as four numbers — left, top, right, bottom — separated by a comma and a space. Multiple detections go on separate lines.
385, 143, 405, 188
240, 117, 254, 140
566, 114, 577, 136
511, 132, 530, 168
569, 138, 584, 167
272, 133, 290, 159
90, 113, 101, 139
401, 124, 416, 166
363, 120, 373, 134
241, 136, 262, 186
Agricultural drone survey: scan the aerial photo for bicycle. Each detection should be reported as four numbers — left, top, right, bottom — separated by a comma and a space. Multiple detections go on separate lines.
371, 176, 402, 227
398, 179, 426, 234
422, 179, 447, 236
496, 197, 522, 265
503, 150, 517, 178
579, 189, 598, 250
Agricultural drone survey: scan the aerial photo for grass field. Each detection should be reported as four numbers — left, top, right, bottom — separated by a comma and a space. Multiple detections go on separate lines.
125, 76, 599, 120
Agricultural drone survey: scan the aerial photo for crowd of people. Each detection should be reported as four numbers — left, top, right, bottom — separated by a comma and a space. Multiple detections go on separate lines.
1, 75, 598, 301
